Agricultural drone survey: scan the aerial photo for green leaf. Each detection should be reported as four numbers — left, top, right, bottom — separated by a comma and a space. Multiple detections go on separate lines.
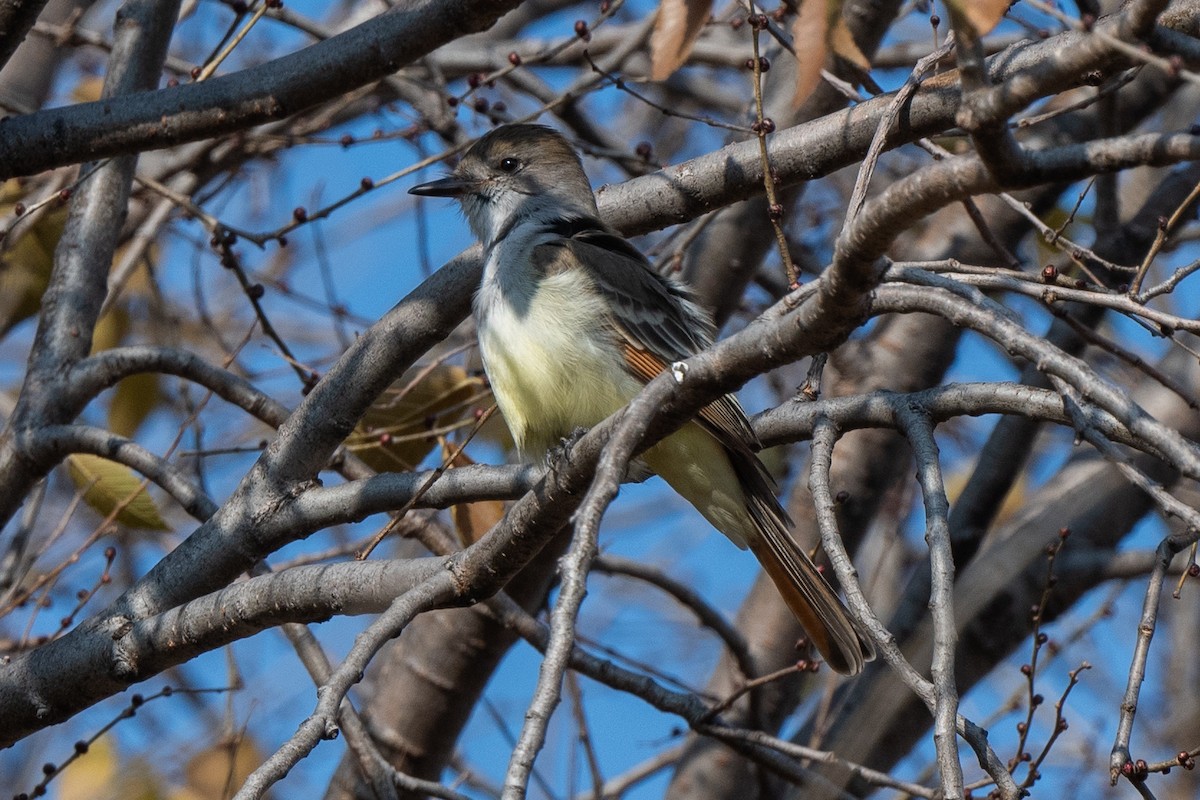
66, 454, 171, 531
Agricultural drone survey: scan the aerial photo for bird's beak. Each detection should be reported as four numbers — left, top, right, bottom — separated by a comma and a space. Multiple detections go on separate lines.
408, 175, 476, 197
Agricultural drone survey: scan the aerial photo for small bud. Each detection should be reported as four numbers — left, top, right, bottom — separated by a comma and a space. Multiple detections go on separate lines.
574, 19, 590, 39
730, 15, 744, 29
446, 95, 459, 107
360, 176, 374, 190
1080, 13, 1095, 30
74, 741, 89, 753
247, 284, 265, 300
768, 203, 783, 221
467, 73, 482, 89
758, 56, 770, 72
42, 763, 55, 775
473, 97, 489, 113
190, 66, 201, 80
508, 51, 522, 66
13, 202, 24, 216
1020, 663, 1032, 676
929, 14, 940, 27
340, 133, 354, 147
293, 206, 308, 222
635, 141, 653, 160
1040, 264, 1057, 283
104, 546, 116, 559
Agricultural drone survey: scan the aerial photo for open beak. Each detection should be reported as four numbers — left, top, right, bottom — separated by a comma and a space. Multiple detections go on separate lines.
408, 174, 476, 197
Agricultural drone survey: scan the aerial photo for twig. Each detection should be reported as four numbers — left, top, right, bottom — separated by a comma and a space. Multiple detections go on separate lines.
1109, 538, 1183, 785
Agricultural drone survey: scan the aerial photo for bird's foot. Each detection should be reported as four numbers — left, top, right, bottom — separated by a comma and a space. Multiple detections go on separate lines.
546, 427, 590, 468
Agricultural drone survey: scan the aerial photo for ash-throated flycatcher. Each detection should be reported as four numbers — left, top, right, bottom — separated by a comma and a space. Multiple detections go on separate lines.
410, 124, 873, 674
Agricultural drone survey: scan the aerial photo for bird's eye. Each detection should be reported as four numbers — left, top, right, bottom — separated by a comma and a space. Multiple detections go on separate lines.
498, 157, 520, 173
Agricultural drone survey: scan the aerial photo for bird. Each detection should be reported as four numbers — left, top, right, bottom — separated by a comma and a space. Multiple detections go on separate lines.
409, 123, 874, 674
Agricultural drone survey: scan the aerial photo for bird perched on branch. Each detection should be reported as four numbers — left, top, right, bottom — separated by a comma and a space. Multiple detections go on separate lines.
410, 123, 874, 674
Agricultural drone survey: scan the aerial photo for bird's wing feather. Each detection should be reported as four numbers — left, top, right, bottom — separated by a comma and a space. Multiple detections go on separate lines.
534, 224, 763, 455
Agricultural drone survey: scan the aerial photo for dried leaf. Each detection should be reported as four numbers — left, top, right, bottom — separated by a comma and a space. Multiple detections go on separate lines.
791, 0, 831, 108
947, 0, 1009, 36
792, 0, 871, 107
66, 454, 171, 531
442, 445, 505, 546
649, 0, 712, 80
829, 16, 869, 70
347, 364, 489, 473
181, 738, 263, 800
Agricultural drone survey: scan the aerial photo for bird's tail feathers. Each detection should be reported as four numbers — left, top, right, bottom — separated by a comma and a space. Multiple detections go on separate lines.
744, 491, 875, 676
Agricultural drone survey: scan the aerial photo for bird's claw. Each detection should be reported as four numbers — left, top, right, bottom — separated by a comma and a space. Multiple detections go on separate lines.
546, 427, 590, 468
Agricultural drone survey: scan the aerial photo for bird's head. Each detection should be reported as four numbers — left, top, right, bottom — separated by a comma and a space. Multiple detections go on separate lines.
409, 124, 599, 246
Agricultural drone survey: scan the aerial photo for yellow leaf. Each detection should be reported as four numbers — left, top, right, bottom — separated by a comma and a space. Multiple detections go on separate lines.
0, 197, 67, 337
58, 737, 166, 800
66, 454, 171, 531
347, 364, 489, 473
947, 0, 1009, 37
442, 445, 505, 546
649, 0, 712, 80
181, 738, 262, 800
91, 307, 130, 354
108, 372, 161, 439
58, 736, 118, 800
72, 75, 106, 104
791, 0, 831, 108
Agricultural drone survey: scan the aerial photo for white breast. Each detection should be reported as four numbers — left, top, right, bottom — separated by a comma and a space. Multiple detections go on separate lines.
475, 234, 641, 455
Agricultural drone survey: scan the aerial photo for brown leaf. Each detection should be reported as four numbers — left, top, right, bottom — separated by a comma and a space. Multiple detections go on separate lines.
948, 0, 1009, 36
829, 15, 869, 70
442, 445, 506, 546
347, 364, 489, 473
791, 0, 831, 108
66, 454, 171, 531
181, 738, 263, 800
649, 0, 712, 80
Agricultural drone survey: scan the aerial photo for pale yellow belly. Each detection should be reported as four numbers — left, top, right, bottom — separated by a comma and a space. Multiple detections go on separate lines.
477, 270, 642, 454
